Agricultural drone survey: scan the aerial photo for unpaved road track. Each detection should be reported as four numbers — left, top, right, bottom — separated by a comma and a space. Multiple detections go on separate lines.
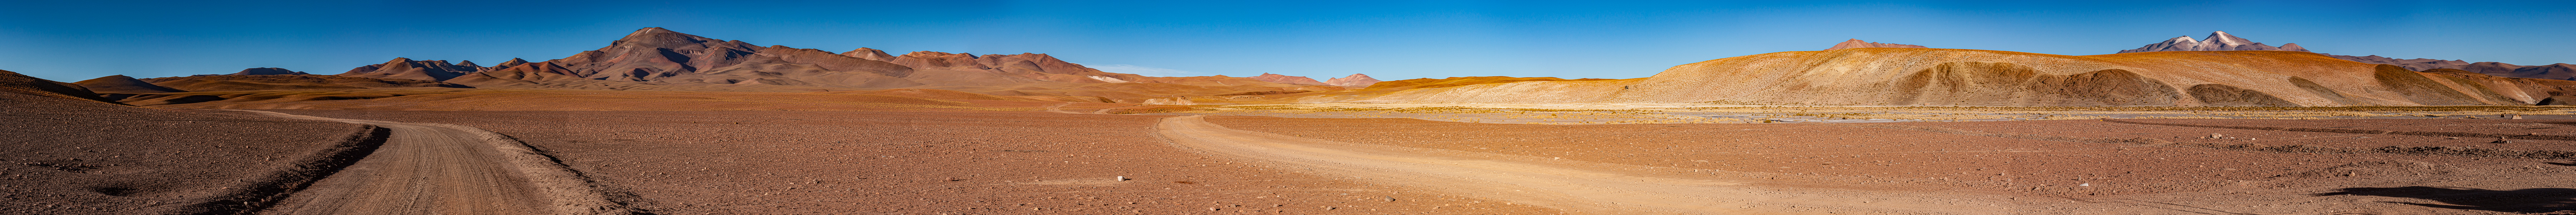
240, 111, 623, 215
1044, 102, 1084, 114
1091, 104, 1145, 114
1157, 115, 2021, 215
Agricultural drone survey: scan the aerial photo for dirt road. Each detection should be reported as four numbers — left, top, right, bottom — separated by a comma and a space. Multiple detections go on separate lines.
1043, 102, 1084, 114
1157, 115, 2020, 215
239, 111, 624, 215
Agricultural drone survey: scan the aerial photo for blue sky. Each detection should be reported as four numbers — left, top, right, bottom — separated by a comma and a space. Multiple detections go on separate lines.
3, 0, 2570, 82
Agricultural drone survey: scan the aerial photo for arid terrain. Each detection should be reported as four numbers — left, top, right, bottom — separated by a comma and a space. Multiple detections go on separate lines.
8, 26, 2576, 215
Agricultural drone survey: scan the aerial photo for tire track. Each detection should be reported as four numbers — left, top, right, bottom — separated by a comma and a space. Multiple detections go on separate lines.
238, 110, 630, 215
1043, 102, 1084, 114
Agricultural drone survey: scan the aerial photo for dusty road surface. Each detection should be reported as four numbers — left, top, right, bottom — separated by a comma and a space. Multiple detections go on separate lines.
1043, 102, 1084, 114
1156, 115, 2015, 215
239, 111, 619, 215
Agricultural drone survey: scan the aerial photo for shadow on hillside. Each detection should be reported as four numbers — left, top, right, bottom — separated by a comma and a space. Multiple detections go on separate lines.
2312, 186, 2576, 213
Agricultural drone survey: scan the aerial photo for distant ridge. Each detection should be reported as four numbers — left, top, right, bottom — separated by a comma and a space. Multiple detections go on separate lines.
1248, 73, 1328, 85
2328, 54, 2576, 80
337, 58, 481, 81
190, 67, 311, 77
1823, 39, 1927, 51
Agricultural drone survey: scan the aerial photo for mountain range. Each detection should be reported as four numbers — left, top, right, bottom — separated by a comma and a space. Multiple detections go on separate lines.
1279, 49, 2576, 106
32, 28, 2576, 108
69, 27, 1394, 106
2328, 54, 2576, 80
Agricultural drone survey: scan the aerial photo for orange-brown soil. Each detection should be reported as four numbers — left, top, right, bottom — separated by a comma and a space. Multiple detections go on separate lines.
2, 80, 380, 214
258, 110, 1558, 214
1207, 116, 2576, 214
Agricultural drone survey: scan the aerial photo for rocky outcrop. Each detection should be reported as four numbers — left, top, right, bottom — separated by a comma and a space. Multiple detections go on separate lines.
337, 58, 482, 81
1823, 39, 1927, 51
1323, 73, 1383, 87
1353, 48, 2576, 106
72, 75, 185, 93
2117, 31, 2311, 53
1248, 73, 1328, 85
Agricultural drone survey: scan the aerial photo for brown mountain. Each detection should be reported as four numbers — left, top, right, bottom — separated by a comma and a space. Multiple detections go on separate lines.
73, 75, 186, 94
444, 27, 1310, 102
478, 58, 531, 72
1248, 73, 1328, 85
843, 48, 897, 61
337, 58, 482, 81
1323, 73, 1384, 87
2457, 62, 2526, 74
2517, 63, 2576, 80
0, 69, 122, 105
445, 27, 925, 90
1823, 39, 1927, 51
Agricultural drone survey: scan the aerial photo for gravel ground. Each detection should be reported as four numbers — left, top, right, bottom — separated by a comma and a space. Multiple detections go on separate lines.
2, 93, 370, 215
266, 110, 1561, 215
1206, 116, 2576, 214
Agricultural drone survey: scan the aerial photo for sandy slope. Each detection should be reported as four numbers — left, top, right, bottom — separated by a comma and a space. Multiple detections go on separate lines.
1156, 115, 2013, 214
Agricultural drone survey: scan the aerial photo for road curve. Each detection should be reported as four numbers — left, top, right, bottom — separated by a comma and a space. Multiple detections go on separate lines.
237, 111, 628, 215
1155, 115, 2014, 215
1043, 102, 1084, 114
1091, 104, 1146, 114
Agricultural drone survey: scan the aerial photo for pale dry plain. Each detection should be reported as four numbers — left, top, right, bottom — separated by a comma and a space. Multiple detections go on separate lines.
245, 103, 2576, 215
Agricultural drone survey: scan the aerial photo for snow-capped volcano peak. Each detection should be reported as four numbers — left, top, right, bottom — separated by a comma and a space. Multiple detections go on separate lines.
2116, 31, 2309, 53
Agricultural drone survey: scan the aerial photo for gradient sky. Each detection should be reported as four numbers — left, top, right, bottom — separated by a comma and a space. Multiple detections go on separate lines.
3, 0, 2570, 82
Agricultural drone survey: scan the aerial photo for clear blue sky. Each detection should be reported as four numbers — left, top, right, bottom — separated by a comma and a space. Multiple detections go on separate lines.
3, 0, 2570, 82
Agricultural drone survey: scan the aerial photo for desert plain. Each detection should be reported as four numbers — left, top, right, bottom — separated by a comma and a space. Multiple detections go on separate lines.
6, 27, 2576, 215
